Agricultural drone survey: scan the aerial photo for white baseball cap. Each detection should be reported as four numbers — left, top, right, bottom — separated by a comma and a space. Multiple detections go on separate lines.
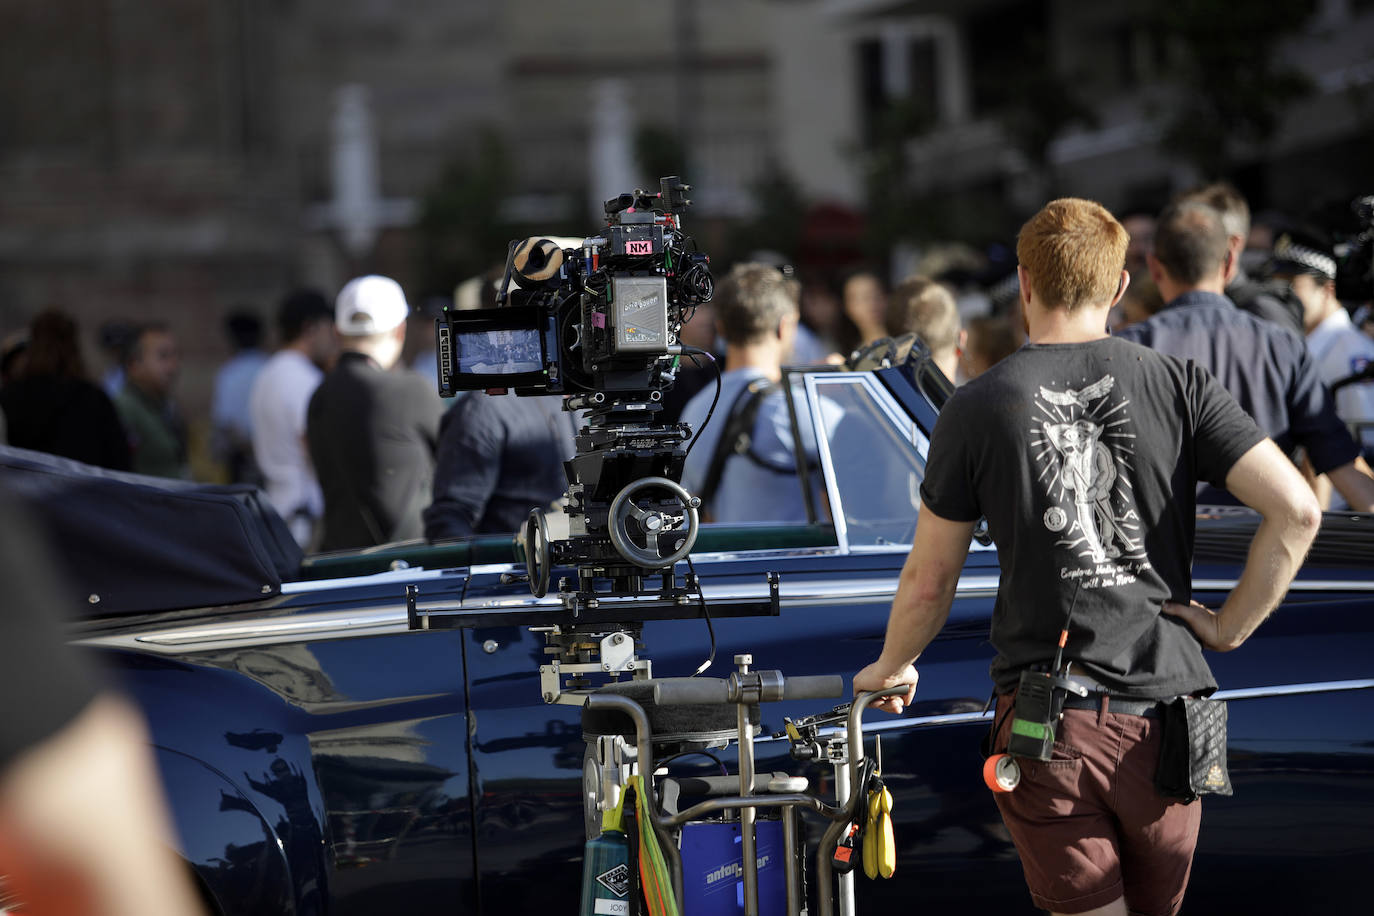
335, 275, 409, 335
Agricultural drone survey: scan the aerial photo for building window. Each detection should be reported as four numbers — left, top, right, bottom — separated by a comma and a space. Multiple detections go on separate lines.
854, 21, 957, 145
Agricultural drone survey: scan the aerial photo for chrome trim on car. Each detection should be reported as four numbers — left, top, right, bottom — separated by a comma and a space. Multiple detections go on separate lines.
1213, 679, 1374, 700
804, 373, 850, 553
78, 607, 413, 651
800, 678, 1374, 740
281, 566, 457, 594
75, 572, 1374, 654
1193, 578, 1374, 592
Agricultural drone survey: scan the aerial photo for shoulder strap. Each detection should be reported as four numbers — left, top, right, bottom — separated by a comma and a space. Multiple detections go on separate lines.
699, 378, 778, 510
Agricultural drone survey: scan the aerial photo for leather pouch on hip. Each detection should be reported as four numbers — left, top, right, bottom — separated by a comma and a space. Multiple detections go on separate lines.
1155, 696, 1232, 802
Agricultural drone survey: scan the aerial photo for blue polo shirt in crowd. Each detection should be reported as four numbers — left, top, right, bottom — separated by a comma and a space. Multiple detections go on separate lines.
1115, 290, 1358, 501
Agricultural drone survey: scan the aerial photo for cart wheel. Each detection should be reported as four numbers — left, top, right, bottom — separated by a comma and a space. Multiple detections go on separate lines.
983, 754, 1020, 793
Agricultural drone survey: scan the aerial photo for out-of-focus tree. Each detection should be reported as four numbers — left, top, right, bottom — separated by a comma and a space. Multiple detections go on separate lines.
858, 94, 1026, 262
993, 34, 1097, 170
415, 129, 516, 299
727, 164, 810, 265
1154, 0, 1315, 176
635, 124, 686, 188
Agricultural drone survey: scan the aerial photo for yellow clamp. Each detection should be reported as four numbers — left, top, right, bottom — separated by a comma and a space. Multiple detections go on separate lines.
862, 784, 895, 879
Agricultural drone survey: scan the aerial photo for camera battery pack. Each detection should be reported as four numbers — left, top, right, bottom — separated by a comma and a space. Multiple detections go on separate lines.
610, 276, 670, 353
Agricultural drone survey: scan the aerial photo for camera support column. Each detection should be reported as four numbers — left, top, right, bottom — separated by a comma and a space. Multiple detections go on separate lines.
735, 654, 761, 916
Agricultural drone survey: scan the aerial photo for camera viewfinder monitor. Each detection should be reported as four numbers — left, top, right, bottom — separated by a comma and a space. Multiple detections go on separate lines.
437, 306, 558, 395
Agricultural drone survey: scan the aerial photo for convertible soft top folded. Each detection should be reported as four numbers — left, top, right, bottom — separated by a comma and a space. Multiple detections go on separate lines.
0, 446, 301, 615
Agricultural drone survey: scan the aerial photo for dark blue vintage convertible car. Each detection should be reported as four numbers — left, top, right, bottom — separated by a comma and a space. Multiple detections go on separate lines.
10, 351, 1373, 915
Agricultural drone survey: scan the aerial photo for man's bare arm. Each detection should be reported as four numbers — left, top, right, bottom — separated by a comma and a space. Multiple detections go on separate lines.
1324, 454, 1374, 513
1164, 439, 1321, 651
0, 695, 208, 916
853, 502, 976, 713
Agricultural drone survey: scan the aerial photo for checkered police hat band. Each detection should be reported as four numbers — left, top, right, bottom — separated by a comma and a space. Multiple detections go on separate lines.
1274, 237, 1337, 280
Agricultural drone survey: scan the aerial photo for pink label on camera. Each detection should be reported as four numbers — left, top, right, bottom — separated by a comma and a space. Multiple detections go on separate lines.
592, 312, 606, 328
626, 240, 653, 255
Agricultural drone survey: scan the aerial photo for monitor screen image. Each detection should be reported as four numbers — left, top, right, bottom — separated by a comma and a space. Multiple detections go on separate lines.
455, 328, 544, 375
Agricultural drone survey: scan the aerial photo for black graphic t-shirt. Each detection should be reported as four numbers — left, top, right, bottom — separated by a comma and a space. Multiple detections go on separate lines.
921, 336, 1265, 698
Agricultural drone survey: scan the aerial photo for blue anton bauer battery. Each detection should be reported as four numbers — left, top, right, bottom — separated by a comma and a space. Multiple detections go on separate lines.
679, 820, 786, 916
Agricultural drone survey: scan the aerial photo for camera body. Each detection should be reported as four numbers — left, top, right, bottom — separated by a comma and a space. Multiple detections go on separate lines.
436, 176, 712, 400
432, 177, 717, 611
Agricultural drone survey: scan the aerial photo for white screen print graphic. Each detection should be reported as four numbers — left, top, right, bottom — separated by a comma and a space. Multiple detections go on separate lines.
1032, 375, 1147, 568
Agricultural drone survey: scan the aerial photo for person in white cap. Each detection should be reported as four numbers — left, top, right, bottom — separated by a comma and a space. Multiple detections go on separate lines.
306, 275, 444, 550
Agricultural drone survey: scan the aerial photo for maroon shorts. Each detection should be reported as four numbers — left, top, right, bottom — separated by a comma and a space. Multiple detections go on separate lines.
991, 694, 1201, 916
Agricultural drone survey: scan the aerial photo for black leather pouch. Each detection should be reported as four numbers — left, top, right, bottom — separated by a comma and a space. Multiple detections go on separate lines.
1155, 696, 1232, 802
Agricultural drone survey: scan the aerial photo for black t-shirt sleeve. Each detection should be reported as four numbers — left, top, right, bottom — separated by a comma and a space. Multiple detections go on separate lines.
918, 392, 983, 522
0, 496, 100, 769
1188, 362, 1268, 489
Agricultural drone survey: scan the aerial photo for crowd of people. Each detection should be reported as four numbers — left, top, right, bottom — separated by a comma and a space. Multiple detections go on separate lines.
1, 182, 1371, 550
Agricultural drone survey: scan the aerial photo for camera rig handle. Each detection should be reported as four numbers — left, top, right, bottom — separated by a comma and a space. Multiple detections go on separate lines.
606, 476, 700, 569
523, 508, 552, 598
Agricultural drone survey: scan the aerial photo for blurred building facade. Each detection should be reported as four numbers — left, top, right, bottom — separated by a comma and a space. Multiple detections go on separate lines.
2, 0, 1371, 419
802, 0, 1374, 224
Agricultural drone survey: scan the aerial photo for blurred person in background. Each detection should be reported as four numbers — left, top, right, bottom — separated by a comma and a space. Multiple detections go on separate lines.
407, 296, 449, 392
1272, 228, 1374, 504
96, 320, 135, 399
114, 323, 187, 479
680, 263, 836, 523
1119, 199, 1374, 511
0, 493, 206, 916
210, 309, 267, 485
658, 295, 721, 426
0, 309, 129, 470
1245, 208, 1286, 275
887, 275, 963, 383
250, 289, 337, 548
0, 331, 27, 389
960, 315, 1021, 381
307, 276, 443, 550
841, 267, 890, 352
1120, 209, 1157, 278
1184, 183, 1304, 335
1108, 274, 1165, 333
797, 272, 846, 359
423, 390, 576, 540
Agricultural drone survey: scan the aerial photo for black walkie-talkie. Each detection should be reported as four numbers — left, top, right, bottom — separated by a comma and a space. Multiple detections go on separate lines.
1006, 583, 1089, 761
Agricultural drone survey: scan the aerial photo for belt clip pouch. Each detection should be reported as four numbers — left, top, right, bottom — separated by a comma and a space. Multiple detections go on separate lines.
1156, 696, 1232, 802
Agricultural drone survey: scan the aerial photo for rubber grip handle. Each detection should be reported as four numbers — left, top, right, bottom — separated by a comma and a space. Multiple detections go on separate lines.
782, 675, 844, 701
653, 678, 731, 706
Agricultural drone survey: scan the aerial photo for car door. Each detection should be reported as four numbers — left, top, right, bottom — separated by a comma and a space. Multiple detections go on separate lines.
83, 567, 480, 916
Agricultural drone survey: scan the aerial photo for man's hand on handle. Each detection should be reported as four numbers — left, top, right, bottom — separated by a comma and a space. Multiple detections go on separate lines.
853, 662, 918, 714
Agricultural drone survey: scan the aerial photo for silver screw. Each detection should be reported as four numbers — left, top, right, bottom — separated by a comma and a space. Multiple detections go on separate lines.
482, 640, 499, 655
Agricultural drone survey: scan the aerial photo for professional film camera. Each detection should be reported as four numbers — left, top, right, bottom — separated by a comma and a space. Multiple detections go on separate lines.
416, 177, 777, 705
411, 180, 895, 916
